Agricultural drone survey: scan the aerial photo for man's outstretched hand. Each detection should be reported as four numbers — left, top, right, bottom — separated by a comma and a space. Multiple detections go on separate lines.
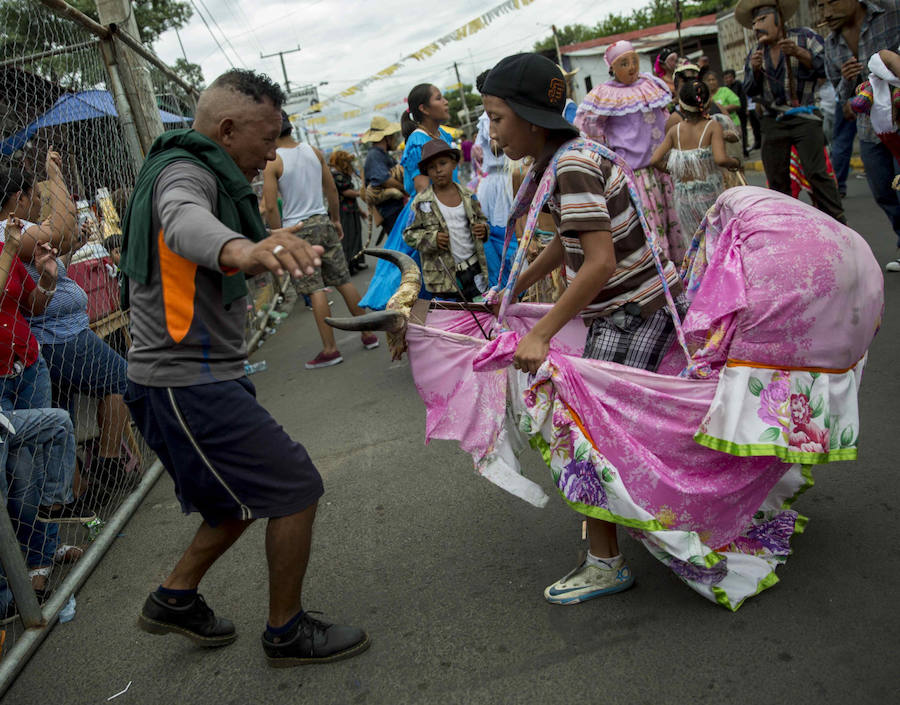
220, 223, 324, 278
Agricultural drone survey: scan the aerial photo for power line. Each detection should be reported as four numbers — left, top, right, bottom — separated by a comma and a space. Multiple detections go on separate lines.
187, 0, 235, 68
221, 0, 266, 61
226, 0, 329, 39
194, 0, 247, 66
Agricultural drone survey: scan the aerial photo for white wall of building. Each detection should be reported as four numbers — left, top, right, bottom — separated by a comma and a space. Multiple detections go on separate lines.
566, 53, 655, 103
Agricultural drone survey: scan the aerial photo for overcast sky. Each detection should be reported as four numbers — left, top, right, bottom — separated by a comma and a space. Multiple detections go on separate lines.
153, 0, 646, 147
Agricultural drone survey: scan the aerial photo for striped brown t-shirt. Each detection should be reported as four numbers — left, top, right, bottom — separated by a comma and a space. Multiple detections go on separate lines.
544, 147, 682, 319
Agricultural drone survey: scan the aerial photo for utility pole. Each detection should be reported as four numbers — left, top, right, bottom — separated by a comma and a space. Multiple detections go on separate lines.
674, 0, 684, 56
260, 45, 301, 94
96, 0, 164, 154
453, 62, 471, 132
551, 25, 564, 67
302, 117, 321, 150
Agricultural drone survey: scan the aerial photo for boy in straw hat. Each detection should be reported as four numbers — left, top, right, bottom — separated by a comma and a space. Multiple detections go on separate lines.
738, 0, 846, 222
361, 116, 406, 238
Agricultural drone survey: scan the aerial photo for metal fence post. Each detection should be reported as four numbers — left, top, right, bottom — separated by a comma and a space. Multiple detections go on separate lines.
0, 503, 43, 630
98, 37, 146, 171
96, 0, 164, 153
0, 460, 165, 698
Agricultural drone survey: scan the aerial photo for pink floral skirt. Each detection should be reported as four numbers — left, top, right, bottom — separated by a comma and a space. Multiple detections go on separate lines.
633, 166, 686, 265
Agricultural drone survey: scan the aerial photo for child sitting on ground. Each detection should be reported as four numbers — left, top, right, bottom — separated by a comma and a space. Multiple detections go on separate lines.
403, 139, 490, 301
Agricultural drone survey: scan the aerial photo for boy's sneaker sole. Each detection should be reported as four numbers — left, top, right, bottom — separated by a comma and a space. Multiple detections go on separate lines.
544, 579, 635, 605
137, 614, 238, 647
543, 560, 635, 605
265, 633, 371, 667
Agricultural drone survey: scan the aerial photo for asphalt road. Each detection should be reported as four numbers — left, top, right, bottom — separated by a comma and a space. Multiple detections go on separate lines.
7, 173, 900, 705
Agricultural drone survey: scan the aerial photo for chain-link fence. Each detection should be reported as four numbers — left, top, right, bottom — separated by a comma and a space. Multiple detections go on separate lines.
0, 0, 280, 692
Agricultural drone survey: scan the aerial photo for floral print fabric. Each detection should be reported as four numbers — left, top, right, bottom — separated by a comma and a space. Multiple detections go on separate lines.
696, 364, 864, 463
401, 177, 882, 610
407, 320, 807, 609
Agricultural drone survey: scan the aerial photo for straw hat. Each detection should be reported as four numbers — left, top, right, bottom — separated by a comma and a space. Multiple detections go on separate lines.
361, 115, 401, 144
734, 0, 799, 30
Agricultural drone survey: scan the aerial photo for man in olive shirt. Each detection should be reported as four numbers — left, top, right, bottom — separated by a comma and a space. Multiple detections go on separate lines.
124, 70, 369, 666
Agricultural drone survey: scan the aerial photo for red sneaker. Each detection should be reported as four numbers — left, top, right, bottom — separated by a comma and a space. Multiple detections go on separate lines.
361, 334, 379, 350
305, 350, 343, 369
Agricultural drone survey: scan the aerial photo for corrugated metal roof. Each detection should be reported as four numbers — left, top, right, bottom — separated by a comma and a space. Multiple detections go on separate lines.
559, 14, 719, 56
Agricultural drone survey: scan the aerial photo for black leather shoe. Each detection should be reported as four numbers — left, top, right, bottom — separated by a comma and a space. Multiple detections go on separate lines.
138, 592, 236, 647
262, 612, 369, 666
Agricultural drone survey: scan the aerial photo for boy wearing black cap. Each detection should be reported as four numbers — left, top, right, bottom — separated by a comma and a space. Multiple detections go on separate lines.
403, 138, 490, 300
481, 53, 686, 605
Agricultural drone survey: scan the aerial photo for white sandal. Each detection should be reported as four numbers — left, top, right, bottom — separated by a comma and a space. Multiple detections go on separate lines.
27, 566, 52, 602
53, 544, 85, 565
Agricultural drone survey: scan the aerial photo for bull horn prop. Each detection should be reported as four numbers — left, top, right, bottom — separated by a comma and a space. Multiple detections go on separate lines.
326, 248, 421, 360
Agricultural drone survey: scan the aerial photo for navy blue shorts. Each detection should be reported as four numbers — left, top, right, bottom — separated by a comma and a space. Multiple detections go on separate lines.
125, 377, 323, 525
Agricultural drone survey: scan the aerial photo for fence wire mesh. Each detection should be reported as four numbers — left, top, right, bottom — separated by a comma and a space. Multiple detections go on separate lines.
0, 0, 268, 667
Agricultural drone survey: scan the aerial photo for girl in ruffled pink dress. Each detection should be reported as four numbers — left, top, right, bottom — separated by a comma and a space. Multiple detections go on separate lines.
575, 41, 684, 262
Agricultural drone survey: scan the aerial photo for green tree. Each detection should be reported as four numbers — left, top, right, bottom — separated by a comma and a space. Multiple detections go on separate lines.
443, 83, 481, 129
0, 0, 193, 89
532, 23, 600, 52
151, 58, 203, 117
69, 0, 193, 46
172, 58, 205, 91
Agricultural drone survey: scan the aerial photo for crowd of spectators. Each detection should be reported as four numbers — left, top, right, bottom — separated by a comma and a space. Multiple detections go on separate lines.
0, 149, 136, 626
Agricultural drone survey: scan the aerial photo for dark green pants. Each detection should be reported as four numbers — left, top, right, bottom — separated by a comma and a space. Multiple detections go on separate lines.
760, 115, 845, 223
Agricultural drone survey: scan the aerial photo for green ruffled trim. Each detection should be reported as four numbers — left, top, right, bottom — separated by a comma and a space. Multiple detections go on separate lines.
560, 496, 669, 532
712, 570, 781, 612
704, 552, 724, 568
529, 418, 794, 610
694, 433, 858, 464
529, 435, 552, 468
530, 436, 728, 556
529, 435, 669, 531
782, 464, 816, 510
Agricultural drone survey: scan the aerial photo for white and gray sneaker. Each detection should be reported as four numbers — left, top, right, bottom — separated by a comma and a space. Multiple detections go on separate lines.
543, 556, 635, 605
886, 258, 900, 272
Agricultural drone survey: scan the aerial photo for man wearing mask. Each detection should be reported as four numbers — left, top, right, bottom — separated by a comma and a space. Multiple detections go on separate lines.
819, 0, 900, 270
739, 0, 846, 222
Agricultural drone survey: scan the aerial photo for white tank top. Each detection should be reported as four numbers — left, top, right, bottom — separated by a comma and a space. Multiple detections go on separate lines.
277, 142, 328, 226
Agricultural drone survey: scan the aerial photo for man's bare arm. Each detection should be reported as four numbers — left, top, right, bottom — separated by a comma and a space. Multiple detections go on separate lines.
262, 155, 283, 230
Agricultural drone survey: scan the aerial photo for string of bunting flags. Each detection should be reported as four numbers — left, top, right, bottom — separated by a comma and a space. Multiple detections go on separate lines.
306, 128, 365, 138
292, 80, 460, 128
303, 0, 535, 115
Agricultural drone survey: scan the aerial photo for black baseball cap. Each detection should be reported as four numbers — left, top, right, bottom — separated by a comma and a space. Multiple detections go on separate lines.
481, 53, 578, 136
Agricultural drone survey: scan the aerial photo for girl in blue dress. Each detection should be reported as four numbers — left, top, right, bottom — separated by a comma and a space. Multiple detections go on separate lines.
359, 83, 454, 309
